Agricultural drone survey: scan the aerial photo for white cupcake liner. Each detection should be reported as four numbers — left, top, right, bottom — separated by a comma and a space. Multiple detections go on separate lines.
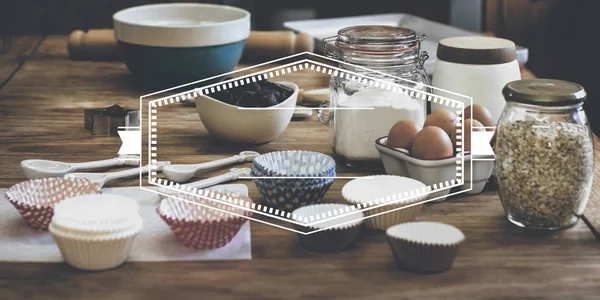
362, 203, 423, 230
292, 203, 363, 252
50, 221, 142, 271
48, 193, 143, 270
386, 222, 465, 273
342, 175, 429, 230
50, 216, 143, 240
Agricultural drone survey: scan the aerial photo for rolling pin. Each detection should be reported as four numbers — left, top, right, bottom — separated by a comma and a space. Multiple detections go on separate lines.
297, 88, 330, 106
67, 29, 314, 61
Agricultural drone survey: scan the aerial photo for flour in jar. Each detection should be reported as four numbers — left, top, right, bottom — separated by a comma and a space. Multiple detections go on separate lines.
333, 88, 425, 161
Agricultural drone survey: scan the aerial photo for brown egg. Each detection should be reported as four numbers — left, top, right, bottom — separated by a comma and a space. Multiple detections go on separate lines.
424, 109, 458, 136
451, 119, 484, 152
411, 126, 454, 160
387, 120, 422, 149
464, 104, 495, 130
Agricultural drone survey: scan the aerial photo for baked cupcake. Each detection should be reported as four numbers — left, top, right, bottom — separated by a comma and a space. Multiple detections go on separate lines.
49, 194, 142, 271
292, 203, 363, 252
157, 189, 254, 249
342, 175, 429, 230
386, 221, 465, 273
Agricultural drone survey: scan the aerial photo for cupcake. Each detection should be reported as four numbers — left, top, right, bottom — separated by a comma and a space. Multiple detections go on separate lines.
386, 221, 465, 273
49, 194, 142, 271
157, 189, 254, 249
5, 177, 101, 230
292, 203, 363, 252
341, 175, 429, 230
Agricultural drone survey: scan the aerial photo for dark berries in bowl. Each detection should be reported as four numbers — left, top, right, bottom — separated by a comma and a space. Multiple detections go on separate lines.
211, 78, 295, 108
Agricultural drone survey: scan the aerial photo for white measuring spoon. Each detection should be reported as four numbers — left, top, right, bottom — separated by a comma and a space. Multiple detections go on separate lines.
162, 151, 259, 183
158, 168, 252, 199
21, 155, 140, 179
65, 161, 171, 188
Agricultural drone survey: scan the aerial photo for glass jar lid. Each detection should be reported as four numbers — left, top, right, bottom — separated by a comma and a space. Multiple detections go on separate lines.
503, 79, 587, 106
323, 25, 428, 69
335, 25, 420, 53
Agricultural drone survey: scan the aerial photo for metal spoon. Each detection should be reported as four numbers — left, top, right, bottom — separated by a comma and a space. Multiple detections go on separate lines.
158, 168, 252, 199
20, 155, 140, 179
65, 161, 170, 188
162, 151, 259, 183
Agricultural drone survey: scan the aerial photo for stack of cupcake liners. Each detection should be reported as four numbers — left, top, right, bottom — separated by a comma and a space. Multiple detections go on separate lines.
49, 194, 143, 271
157, 189, 254, 249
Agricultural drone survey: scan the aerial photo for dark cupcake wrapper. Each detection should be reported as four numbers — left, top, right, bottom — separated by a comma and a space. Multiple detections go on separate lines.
252, 151, 336, 180
254, 179, 333, 211
295, 224, 362, 253
292, 203, 363, 253
386, 235, 463, 274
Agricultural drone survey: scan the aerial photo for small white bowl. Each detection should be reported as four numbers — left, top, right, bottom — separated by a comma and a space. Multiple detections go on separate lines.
195, 81, 298, 144
375, 137, 493, 201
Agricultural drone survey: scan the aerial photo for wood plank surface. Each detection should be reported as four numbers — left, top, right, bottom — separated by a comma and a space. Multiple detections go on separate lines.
1, 35, 599, 300
0, 36, 44, 89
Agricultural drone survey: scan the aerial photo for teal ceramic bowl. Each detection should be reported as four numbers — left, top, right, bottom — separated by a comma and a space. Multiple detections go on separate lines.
113, 3, 250, 85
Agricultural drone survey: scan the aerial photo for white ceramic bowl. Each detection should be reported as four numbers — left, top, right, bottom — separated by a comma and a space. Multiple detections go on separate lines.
375, 137, 493, 201
195, 81, 298, 144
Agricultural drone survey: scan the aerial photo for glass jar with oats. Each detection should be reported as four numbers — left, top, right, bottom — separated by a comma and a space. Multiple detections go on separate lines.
495, 79, 594, 230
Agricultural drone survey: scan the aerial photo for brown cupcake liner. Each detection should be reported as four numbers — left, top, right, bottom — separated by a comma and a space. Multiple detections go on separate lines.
386, 222, 465, 273
292, 203, 363, 253
295, 225, 362, 253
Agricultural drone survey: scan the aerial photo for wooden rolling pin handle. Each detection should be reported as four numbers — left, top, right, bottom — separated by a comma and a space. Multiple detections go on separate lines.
68, 29, 120, 60
67, 29, 314, 61
243, 31, 314, 59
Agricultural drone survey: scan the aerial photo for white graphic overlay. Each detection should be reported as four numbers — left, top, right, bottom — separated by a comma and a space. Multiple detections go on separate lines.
117, 130, 141, 156
138, 52, 474, 235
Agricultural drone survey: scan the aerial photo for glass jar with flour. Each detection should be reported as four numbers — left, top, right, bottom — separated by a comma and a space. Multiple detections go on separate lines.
321, 26, 430, 167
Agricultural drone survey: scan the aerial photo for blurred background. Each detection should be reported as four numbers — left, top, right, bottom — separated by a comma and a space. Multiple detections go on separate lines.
1, 0, 599, 134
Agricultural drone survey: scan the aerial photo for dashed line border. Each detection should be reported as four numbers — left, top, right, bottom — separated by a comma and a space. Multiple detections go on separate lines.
144, 54, 472, 233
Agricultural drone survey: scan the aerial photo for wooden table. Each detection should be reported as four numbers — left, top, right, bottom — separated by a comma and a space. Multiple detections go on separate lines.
1, 36, 600, 300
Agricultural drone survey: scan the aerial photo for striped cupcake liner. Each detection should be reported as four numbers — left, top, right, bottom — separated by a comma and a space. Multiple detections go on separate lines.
157, 191, 253, 249
5, 177, 102, 230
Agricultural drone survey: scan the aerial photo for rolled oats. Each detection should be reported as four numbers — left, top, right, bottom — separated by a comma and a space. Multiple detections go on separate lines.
495, 120, 594, 228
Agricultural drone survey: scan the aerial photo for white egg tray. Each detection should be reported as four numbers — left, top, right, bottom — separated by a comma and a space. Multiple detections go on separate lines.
375, 137, 494, 201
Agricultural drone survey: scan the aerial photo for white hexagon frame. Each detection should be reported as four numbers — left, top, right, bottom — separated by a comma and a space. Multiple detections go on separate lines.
138, 52, 474, 235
